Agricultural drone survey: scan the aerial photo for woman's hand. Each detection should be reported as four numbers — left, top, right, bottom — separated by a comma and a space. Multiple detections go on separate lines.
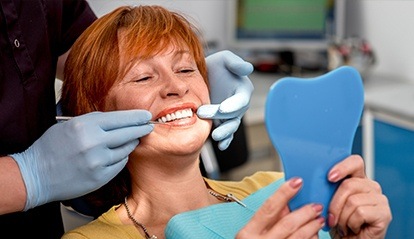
327, 155, 392, 238
236, 178, 325, 239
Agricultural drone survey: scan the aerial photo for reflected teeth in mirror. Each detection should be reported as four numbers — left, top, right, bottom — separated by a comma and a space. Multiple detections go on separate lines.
157, 109, 193, 123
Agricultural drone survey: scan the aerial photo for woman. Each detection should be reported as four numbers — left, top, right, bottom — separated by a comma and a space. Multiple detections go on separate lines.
61, 5, 391, 239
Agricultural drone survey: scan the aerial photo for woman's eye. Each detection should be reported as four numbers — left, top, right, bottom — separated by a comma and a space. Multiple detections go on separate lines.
179, 68, 195, 74
134, 76, 151, 82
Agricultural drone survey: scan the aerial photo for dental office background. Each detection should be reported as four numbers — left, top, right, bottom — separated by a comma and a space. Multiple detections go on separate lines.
87, 0, 414, 83
82, 1, 414, 238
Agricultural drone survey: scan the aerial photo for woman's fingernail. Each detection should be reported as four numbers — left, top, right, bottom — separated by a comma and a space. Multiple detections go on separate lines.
328, 213, 336, 227
312, 204, 323, 215
328, 170, 340, 182
289, 177, 303, 188
317, 217, 326, 228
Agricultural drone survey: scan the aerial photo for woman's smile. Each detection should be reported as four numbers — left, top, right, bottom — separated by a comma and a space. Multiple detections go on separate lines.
154, 103, 200, 127
155, 108, 192, 123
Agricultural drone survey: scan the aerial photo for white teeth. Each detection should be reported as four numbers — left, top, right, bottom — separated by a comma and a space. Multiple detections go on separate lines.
176, 111, 182, 118
157, 108, 193, 123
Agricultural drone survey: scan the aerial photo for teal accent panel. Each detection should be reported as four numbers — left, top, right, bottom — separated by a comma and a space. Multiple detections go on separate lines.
374, 119, 414, 239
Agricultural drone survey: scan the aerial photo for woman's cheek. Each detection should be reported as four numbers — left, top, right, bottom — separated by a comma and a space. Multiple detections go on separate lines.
200, 84, 211, 104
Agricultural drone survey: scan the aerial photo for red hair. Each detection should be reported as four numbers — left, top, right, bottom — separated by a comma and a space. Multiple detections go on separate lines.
60, 5, 207, 116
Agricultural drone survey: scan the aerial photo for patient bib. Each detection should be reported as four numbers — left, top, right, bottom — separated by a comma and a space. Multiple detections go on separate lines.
165, 178, 330, 238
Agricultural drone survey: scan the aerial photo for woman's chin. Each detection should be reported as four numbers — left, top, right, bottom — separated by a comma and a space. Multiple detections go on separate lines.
166, 136, 207, 154
137, 132, 208, 155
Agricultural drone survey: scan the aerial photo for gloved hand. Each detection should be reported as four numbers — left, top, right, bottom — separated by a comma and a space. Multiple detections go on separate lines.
11, 110, 153, 211
197, 50, 254, 150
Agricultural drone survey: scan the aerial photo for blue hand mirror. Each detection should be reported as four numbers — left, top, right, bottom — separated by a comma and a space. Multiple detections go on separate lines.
264, 66, 364, 231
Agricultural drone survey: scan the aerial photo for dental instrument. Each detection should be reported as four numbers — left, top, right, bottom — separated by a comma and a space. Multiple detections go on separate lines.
56, 116, 166, 124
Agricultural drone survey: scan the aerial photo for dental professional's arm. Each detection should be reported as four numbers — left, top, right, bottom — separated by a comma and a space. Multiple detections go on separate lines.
0, 156, 27, 214
1, 49, 78, 215
5, 110, 153, 213
197, 50, 254, 150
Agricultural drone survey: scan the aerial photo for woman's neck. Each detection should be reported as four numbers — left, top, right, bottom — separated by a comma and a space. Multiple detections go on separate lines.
120, 154, 219, 238
130, 156, 214, 209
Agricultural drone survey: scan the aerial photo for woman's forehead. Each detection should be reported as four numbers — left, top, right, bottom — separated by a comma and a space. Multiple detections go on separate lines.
119, 37, 191, 61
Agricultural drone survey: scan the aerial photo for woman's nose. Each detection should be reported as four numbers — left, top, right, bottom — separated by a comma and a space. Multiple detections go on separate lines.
159, 73, 189, 98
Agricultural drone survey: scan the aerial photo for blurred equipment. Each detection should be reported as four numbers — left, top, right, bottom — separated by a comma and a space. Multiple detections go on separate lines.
227, 0, 344, 73
328, 37, 376, 79
200, 119, 249, 179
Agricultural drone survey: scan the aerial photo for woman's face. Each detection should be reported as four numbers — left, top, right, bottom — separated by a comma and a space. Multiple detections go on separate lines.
104, 44, 212, 157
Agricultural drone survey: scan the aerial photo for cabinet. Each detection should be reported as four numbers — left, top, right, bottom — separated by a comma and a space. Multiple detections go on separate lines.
363, 81, 414, 239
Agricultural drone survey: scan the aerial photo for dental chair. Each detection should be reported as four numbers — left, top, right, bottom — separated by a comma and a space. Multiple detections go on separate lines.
200, 118, 249, 179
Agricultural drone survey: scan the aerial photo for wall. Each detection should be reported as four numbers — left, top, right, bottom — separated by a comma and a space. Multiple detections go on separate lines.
346, 0, 414, 83
87, 0, 414, 84
86, 0, 228, 51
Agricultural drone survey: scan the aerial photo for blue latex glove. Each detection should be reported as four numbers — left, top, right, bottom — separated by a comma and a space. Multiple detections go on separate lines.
11, 110, 153, 211
197, 50, 254, 150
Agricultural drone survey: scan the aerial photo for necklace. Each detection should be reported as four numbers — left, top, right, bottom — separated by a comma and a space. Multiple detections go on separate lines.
124, 190, 245, 239
124, 197, 157, 239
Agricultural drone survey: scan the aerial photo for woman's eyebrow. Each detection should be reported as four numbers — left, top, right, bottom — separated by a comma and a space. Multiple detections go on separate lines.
173, 49, 191, 57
